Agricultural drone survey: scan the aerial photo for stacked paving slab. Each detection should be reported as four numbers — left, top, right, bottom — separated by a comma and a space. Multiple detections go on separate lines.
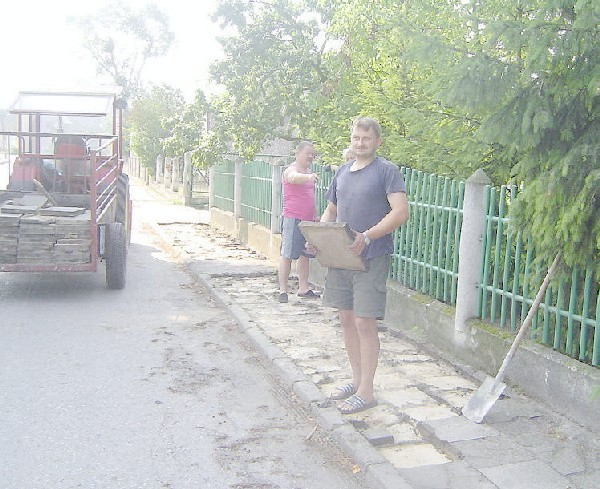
0, 196, 91, 265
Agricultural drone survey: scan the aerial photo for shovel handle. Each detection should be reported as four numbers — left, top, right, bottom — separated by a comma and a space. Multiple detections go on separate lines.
493, 252, 561, 386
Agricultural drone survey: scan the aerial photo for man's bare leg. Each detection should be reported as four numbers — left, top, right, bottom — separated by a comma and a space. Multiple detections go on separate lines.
354, 316, 379, 402
339, 310, 362, 391
296, 254, 310, 294
278, 257, 292, 293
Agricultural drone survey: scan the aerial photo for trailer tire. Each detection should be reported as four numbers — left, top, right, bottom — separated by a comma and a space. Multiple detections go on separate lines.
106, 222, 127, 289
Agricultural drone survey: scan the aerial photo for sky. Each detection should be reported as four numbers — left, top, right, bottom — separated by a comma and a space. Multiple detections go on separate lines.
0, 0, 224, 109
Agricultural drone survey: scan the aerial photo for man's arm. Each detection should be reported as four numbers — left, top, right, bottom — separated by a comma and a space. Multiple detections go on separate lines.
283, 166, 318, 184
320, 201, 337, 222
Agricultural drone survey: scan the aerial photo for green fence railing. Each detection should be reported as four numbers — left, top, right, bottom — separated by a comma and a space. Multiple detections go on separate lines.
212, 160, 235, 213
479, 184, 599, 366
391, 169, 464, 305
241, 160, 273, 229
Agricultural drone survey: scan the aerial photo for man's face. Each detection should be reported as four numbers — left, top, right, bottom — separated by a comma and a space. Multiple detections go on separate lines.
297, 146, 315, 166
350, 126, 381, 159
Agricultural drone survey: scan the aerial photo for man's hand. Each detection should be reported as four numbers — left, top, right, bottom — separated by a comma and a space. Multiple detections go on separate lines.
349, 230, 369, 255
305, 242, 318, 255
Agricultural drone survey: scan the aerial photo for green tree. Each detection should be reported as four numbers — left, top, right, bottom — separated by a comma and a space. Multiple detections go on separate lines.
73, 2, 174, 100
127, 85, 186, 172
210, 0, 330, 159
435, 0, 599, 274
162, 89, 209, 159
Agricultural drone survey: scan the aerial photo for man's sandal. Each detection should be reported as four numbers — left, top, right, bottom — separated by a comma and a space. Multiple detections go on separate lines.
337, 394, 378, 414
329, 383, 356, 400
297, 289, 320, 298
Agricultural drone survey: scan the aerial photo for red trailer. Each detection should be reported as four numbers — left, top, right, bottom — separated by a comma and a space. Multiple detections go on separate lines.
0, 90, 132, 289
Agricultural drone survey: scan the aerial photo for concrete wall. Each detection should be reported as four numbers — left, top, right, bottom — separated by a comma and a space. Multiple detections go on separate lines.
210, 208, 600, 431
210, 207, 281, 262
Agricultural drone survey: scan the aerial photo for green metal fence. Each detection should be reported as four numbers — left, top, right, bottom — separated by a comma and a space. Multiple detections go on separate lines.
212, 160, 235, 212
479, 184, 600, 366
315, 163, 335, 215
391, 169, 464, 305
241, 160, 273, 228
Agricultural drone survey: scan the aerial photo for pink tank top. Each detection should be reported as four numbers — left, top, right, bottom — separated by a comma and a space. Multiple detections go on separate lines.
282, 174, 315, 220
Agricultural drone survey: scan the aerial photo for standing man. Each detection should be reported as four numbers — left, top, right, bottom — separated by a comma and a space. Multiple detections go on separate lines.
321, 117, 409, 414
278, 141, 320, 303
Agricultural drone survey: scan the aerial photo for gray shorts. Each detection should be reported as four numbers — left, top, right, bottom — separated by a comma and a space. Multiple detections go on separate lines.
322, 255, 390, 318
280, 217, 313, 260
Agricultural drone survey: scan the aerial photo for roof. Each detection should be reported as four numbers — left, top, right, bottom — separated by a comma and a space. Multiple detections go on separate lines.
9, 91, 117, 117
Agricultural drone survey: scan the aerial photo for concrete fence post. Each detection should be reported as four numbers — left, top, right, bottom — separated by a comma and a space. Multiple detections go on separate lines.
234, 159, 242, 220
454, 169, 491, 332
208, 165, 215, 210
183, 152, 193, 206
155, 155, 164, 184
171, 156, 180, 192
164, 157, 171, 190
271, 163, 283, 234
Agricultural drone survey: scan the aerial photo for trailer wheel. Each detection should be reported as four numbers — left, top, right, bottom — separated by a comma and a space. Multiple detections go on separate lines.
106, 222, 127, 289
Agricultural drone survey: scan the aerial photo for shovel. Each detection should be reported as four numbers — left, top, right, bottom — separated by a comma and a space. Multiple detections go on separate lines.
462, 252, 561, 423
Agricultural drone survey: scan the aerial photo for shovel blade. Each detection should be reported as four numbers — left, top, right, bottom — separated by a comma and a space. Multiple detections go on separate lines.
462, 376, 506, 423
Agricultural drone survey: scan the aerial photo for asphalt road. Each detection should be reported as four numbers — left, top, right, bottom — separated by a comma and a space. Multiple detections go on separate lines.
0, 187, 368, 489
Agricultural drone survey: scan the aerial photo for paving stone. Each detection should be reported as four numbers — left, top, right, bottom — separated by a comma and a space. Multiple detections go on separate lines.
363, 428, 395, 446
379, 443, 451, 469
452, 434, 536, 469
292, 380, 323, 404
272, 357, 306, 387
404, 404, 458, 422
542, 444, 586, 476
331, 424, 387, 467
312, 404, 345, 431
366, 462, 415, 489
376, 371, 414, 390
398, 460, 497, 489
378, 387, 433, 407
483, 395, 545, 423
569, 468, 600, 489
364, 408, 403, 427
419, 374, 478, 390
434, 389, 472, 410
482, 459, 572, 489
424, 416, 499, 443
387, 422, 422, 443
399, 361, 458, 379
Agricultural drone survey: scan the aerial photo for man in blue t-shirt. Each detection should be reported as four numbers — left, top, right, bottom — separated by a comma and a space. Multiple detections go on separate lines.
320, 116, 409, 414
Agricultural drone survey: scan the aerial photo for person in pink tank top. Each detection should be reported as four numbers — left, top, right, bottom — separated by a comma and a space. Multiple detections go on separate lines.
277, 141, 320, 303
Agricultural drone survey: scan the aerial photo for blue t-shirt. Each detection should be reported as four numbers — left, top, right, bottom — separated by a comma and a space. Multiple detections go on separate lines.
325, 156, 406, 259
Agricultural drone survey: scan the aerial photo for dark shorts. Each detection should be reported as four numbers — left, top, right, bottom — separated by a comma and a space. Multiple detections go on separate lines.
322, 255, 390, 318
280, 217, 313, 260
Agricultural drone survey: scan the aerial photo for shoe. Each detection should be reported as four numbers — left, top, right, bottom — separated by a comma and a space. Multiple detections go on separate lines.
297, 289, 320, 298
278, 292, 288, 303
338, 394, 378, 414
329, 383, 356, 400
